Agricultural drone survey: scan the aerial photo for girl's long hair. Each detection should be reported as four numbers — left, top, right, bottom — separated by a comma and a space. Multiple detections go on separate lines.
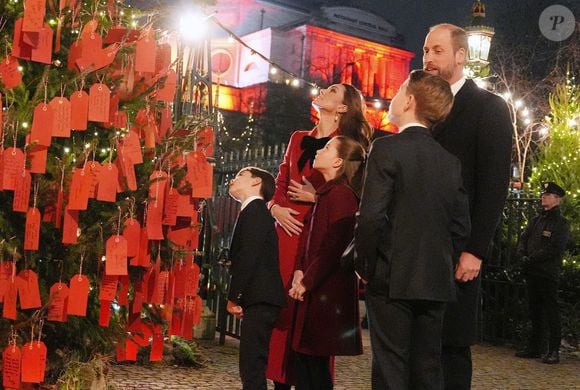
338, 84, 373, 150
333, 136, 366, 198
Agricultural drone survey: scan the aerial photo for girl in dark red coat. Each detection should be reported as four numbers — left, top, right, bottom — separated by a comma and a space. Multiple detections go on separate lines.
289, 136, 365, 389
267, 85, 371, 388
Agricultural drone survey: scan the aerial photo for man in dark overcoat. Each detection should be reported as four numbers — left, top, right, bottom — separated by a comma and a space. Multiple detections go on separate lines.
516, 182, 570, 364
423, 24, 513, 389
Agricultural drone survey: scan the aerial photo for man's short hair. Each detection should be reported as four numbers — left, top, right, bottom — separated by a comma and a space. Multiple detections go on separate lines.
239, 166, 276, 202
430, 23, 468, 53
407, 70, 454, 128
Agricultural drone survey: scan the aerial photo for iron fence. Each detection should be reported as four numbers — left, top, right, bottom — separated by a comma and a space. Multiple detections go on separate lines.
202, 145, 541, 345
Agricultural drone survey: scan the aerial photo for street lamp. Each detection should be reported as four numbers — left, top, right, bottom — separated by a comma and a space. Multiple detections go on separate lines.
465, 0, 494, 78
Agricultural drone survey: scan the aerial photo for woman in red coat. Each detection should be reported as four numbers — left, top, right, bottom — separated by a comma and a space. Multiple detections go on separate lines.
289, 136, 365, 389
267, 85, 371, 388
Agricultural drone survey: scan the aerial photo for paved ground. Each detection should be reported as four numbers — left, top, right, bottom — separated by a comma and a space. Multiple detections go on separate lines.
110, 330, 580, 389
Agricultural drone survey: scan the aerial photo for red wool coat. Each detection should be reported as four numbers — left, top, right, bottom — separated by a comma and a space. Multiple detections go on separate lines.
291, 179, 363, 356
267, 129, 335, 384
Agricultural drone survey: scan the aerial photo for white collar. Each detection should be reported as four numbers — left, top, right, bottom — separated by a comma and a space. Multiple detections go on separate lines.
398, 123, 428, 133
241, 196, 263, 211
451, 77, 467, 96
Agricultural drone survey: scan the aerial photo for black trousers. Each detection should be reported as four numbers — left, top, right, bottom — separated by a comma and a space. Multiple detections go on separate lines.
526, 275, 561, 352
295, 352, 332, 390
366, 287, 446, 390
239, 303, 281, 390
441, 345, 472, 390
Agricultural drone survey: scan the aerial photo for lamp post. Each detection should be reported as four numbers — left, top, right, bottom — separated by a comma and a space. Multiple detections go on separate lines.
465, 0, 494, 78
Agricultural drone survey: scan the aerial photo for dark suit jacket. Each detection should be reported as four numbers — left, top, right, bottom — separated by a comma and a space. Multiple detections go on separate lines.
355, 126, 471, 302
433, 79, 513, 345
228, 199, 286, 309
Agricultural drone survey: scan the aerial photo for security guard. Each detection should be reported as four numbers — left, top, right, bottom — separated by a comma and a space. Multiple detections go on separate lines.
515, 182, 570, 364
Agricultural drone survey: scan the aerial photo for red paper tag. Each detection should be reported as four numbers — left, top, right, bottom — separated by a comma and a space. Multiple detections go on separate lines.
22, 0, 46, 32
28, 144, 48, 174
30, 103, 54, 146
70, 90, 89, 131
112, 110, 127, 129
49, 96, 71, 137
0, 56, 23, 89
16, 269, 41, 309
123, 218, 141, 259
118, 128, 143, 164
162, 188, 178, 226
124, 339, 138, 361
88, 83, 110, 122
155, 43, 172, 74
2, 345, 21, 389
99, 274, 118, 301
12, 19, 32, 60
136, 227, 150, 267
135, 35, 156, 73
197, 126, 214, 157
2, 281, 18, 320
185, 262, 201, 297
96, 162, 118, 202
106, 94, 119, 126
168, 223, 199, 250
68, 274, 90, 316
2, 148, 25, 191
156, 70, 177, 102
187, 151, 213, 198
67, 40, 82, 70
150, 270, 169, 305
118, 275, 129, 306
0, 262, 13, 303
150, 325, 164, 362
87, 161, 101, 198
21, 341, 47, 383
67, 167, 92, 210
158, 105, 173, 140
146, 171, 168, 240
116, 156, 137, 191
30, 24, 53, 64
104, 27, 140, 44
47, 282, 69, 322
62, 206, 79, 244
92, 43, 119, 71
99, 300, 111, 326
13, 169, 31, 212
176, 193, 194, 217
24, 207, 41, 251
106, 235, 128, 275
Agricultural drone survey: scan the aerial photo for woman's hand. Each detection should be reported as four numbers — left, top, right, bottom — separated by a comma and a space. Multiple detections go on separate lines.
288, 177, 316, 204
289, 272, 306, 301
271, 204, 303, 236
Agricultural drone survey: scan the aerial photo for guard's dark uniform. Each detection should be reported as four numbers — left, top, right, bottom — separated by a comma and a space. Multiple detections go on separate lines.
517, 205, 570, 355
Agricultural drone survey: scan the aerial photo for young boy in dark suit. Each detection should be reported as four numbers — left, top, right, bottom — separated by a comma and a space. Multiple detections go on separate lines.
227, 166, 287, 390
355, 70, 471, 389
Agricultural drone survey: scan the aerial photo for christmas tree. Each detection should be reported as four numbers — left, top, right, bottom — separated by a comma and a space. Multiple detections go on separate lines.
0, 0, 215, 385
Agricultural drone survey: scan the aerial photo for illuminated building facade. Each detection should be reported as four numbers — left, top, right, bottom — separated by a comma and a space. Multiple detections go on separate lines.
209, 0, 415, 132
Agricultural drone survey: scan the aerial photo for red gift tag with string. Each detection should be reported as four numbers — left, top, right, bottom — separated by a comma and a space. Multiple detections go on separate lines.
124, 339, 138, 361
99, 300, 111, 326
176, 193, 194, 217
68, 167, 92, 210
30, 24, 53, 64
62, 206, 79, 244
2, 279, 18, 320
24, 207, 41, 251
3, 345, 21, 389
118, 275, 129, 306
96, 162, 118, 202
3, 147, 25, 191
28, 144, 48, 174
150, 270, 169, 305
47, 282, 69, 322
162, 188, 179, 226
105, 235, 128, 276
123, 218, 141, 258
0, 262, 13, 303
88, 83, 110, 122
187, 151, 213, 198
158, 105, 173, 140
87, 161, 101, 198
0, 56, 23, 89
68, 274, 90, 316
136, 227, 151, 267
156, 70, 177, 102
49, 96, 71, 138
106, 94, 119, 126
16, 269, 41, 309
146, 171, 168, 240
99, 274, 118, 301
13, 170, 31, 212
135, 33, 156, 73
92, 43, 119, 72
21, 340, 47, 383
112, 110, 127, 129
197, 126, 214, 157
70, 90, 89, 131
118, 128, 143, 164
155, 43, 172, 74
30, 103, 54, 146
22, 0, 46, 32
172, 262, 186, 299
185, 262, 201, 297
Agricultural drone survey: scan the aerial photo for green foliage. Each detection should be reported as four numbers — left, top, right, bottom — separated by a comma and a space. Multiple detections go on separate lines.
55, 355, 114, 390
529, 74, 580, 241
